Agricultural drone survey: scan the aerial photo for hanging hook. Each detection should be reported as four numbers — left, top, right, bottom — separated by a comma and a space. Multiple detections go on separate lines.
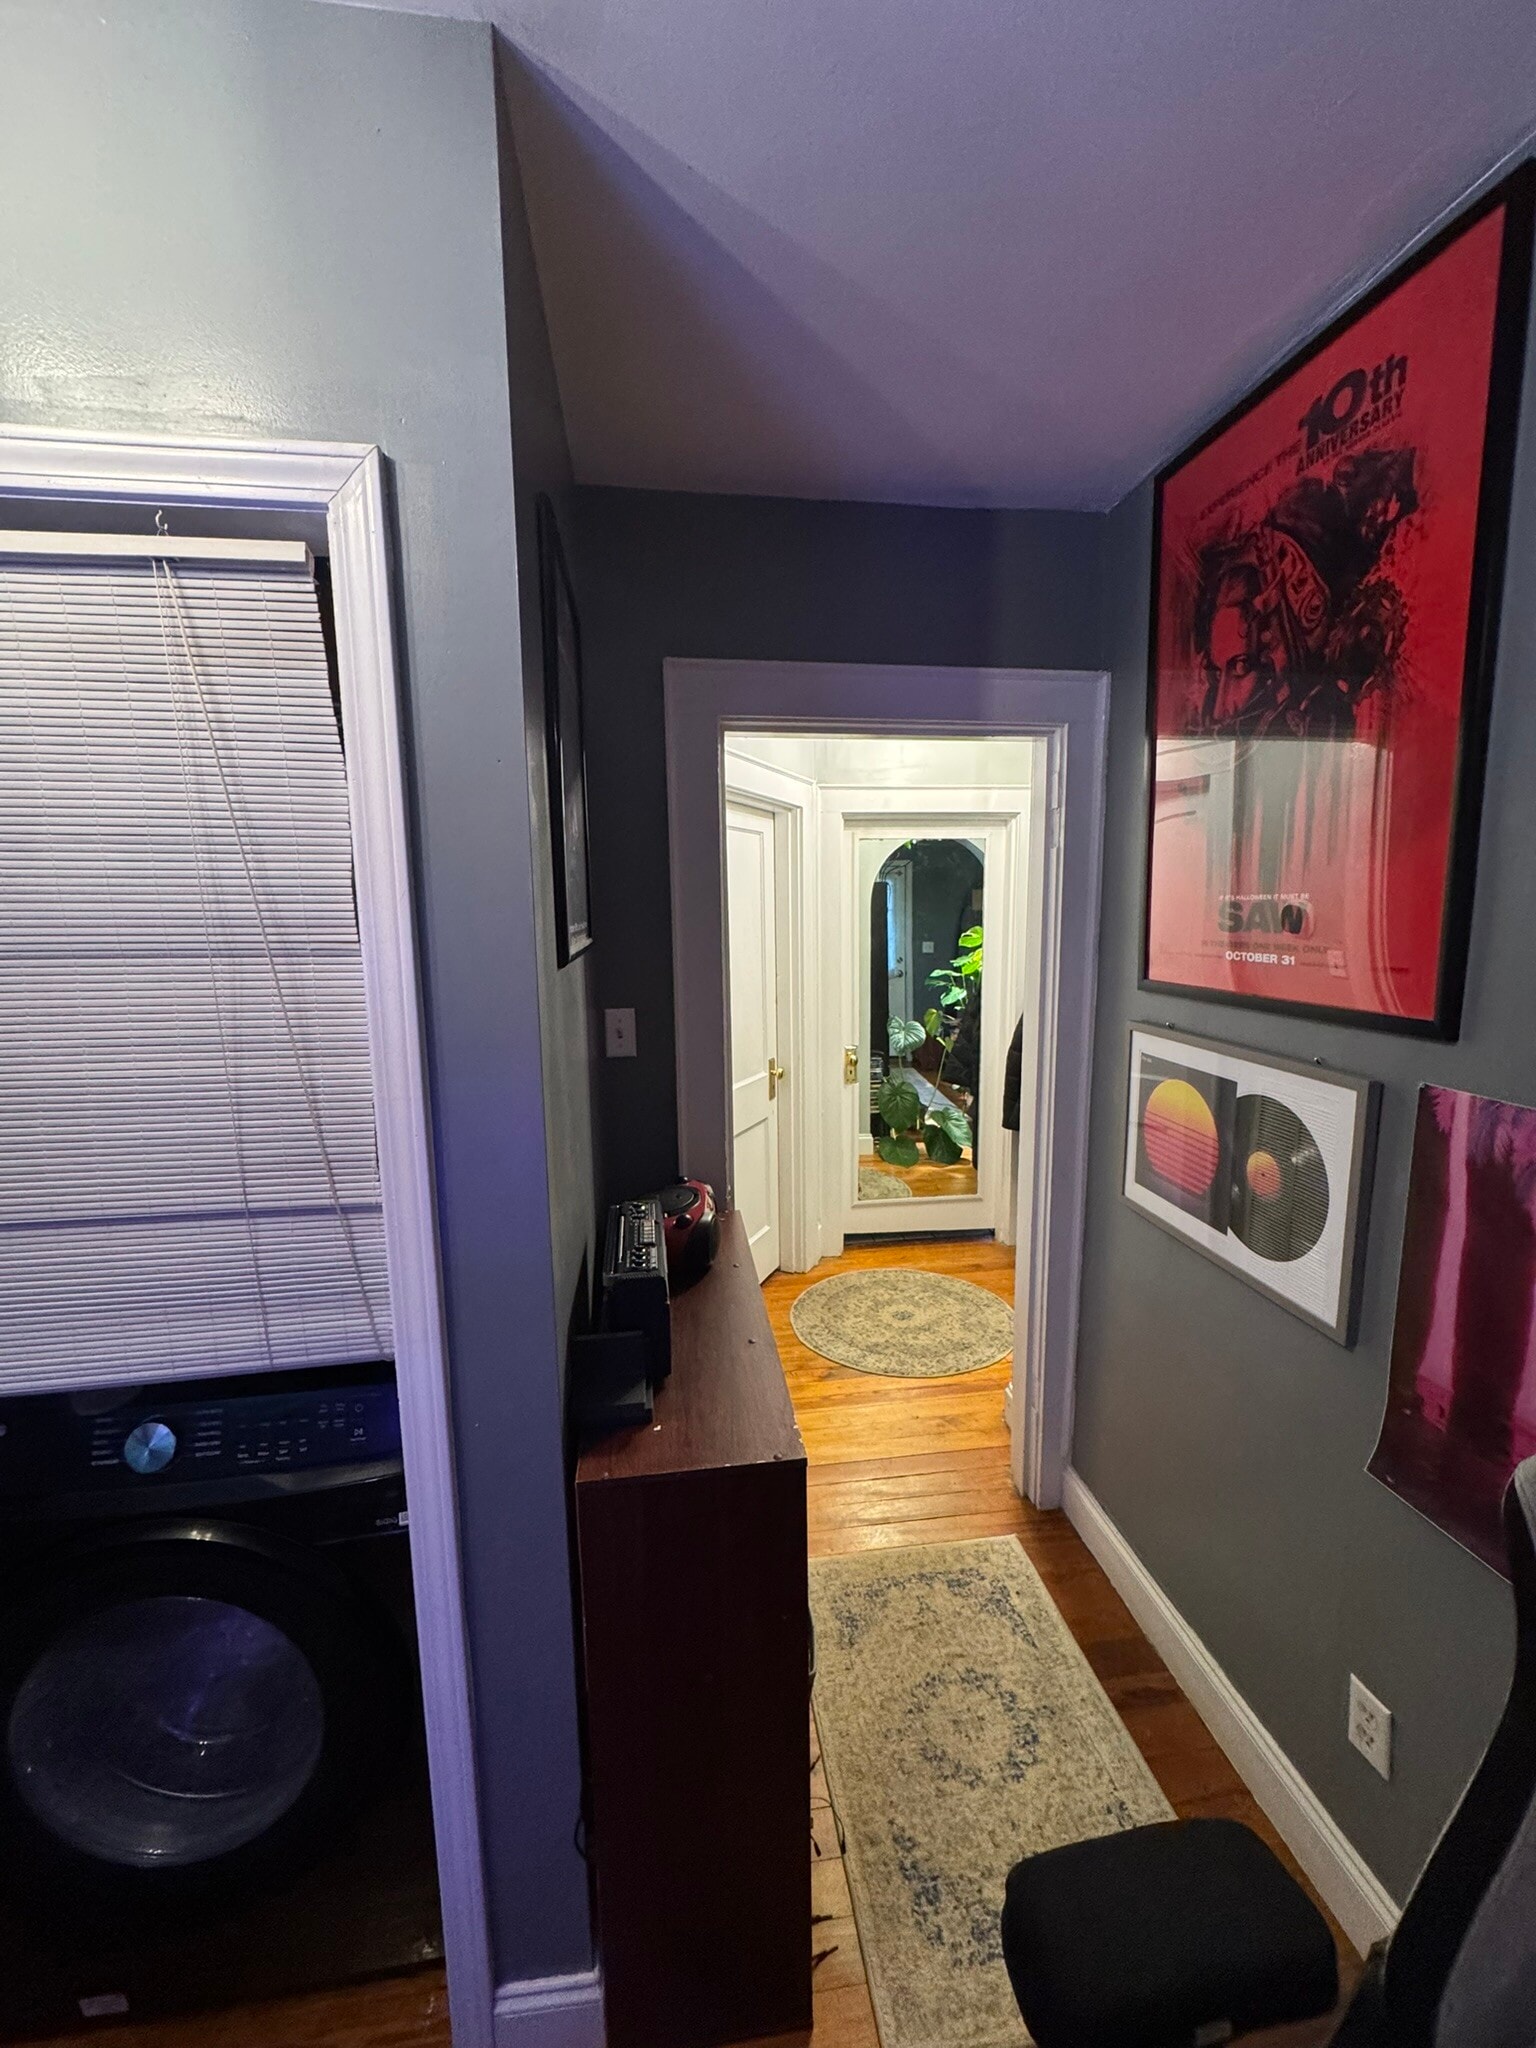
154, 508, 169, 537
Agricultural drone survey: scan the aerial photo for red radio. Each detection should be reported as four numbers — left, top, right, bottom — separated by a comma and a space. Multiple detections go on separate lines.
657, 1179, 719, 1287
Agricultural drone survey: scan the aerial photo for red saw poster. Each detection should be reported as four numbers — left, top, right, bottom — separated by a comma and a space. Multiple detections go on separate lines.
1143, 168, 1533, 1035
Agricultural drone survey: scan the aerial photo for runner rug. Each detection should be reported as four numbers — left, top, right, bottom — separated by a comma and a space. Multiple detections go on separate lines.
808, 1537, 1173, 2048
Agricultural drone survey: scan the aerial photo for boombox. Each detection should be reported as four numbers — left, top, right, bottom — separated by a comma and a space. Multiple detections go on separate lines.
657, 1179, 719, 1286
602, 1195, 671, 1382
571, 1185, 720, 1437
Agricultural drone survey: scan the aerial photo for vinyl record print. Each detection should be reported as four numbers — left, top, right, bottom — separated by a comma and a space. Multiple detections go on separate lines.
1123, 1027, 1377, 1344
1230, 1095, 1330, 1262
1134, 1058, 1236, 1229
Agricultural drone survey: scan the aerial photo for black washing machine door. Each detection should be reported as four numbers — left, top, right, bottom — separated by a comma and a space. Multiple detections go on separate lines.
0, 1519, 407, 1921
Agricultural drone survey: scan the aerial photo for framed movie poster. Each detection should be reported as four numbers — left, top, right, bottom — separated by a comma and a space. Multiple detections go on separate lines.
1123, 1026, 1378, 1345
1142, 164, 1535, 1038
537, 495, 592, 966
1369, 1086, 1536, 1578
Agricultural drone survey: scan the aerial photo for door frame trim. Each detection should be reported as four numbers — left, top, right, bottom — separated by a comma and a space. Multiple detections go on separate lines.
664, 659, 1109, 1508
0, 424, 494, 2047
722, 764, 816, 1271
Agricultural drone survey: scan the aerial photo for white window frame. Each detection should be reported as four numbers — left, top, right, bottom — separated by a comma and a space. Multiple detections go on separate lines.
0, 426, 493, 2048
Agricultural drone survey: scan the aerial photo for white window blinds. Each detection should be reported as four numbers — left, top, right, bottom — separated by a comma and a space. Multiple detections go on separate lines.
0, 537, 392, 1392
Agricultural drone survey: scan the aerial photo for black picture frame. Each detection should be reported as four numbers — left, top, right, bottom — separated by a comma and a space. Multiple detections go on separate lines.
537, 494, 592, 967
1122, 1024, 1380, 1347
1139, 160, 1536, 1040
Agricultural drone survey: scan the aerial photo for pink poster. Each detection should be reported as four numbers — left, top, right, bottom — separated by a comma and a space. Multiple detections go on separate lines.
1369, 1086, 1536, 1574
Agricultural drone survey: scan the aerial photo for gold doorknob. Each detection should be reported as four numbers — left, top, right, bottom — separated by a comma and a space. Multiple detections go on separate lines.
768, 1058, 786, 1099
844, 1045, 859, 1084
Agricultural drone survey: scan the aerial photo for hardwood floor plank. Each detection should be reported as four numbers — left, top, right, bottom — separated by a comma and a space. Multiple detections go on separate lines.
805, 1980, 881, 2048
30, 1969, 450, 2048
805, 1445, 1011, 1486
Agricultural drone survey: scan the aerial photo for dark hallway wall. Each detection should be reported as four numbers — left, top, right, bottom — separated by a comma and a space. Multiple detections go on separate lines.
570, 486, 1106, 1201
1073, 199, 1536, 1903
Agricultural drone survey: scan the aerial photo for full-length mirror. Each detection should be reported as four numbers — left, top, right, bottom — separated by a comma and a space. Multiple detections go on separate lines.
860, 837, 984, 1204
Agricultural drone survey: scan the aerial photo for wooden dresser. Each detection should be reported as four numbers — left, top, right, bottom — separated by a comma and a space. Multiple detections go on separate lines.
574, 1210, 811, 2048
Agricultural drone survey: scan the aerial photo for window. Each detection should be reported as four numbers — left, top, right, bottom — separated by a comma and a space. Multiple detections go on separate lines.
0, 533, 391, 1390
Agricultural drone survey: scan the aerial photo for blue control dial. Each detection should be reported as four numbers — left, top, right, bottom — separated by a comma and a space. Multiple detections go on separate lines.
123, 1420, 177, 1476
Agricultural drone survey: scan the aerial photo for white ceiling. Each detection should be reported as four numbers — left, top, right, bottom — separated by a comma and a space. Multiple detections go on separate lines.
342, 0, 1536, 510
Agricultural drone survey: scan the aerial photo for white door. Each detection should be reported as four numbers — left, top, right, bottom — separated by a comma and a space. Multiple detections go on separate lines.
839, 816, 1016, 1240
725, 801, 783, 1281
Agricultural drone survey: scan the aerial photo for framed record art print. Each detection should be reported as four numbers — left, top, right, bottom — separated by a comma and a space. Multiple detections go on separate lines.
537, 494, 592, 966
1142, 163, 1535, 1039
1123, 1027, 1378, 1345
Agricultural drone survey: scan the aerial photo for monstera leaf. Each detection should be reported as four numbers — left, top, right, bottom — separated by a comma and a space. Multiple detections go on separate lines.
923, 1104, 972, 1166
876, 1131, 920, 1167
958, 926, 983, 949
877, 1075, 922, 1134
886, 1015, 927, 1057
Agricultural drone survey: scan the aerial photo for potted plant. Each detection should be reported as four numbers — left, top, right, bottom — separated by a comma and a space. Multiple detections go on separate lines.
874, 925, 981, 1169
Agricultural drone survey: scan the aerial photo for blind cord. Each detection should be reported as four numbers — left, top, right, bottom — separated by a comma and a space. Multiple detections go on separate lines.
151, 558, 385, 1356
155, 568, 276, 1369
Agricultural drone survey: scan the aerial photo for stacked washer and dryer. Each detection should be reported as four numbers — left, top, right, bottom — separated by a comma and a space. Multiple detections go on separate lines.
0, 1362, 443, 2037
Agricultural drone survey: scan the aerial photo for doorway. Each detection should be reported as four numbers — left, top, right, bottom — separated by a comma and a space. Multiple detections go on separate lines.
842, 815, 1018, 1239
679, 669, 1109, 1511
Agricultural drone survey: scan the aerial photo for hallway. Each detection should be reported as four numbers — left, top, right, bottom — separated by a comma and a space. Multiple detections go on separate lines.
775, 1239, 1354, 2048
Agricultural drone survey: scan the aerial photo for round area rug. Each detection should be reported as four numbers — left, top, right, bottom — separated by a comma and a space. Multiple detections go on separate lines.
790, 1269, 1013, 1378
858, 1166, 913, 1202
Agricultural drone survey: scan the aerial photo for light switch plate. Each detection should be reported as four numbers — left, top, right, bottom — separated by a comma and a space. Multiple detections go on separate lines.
604, 1007, 637, 1058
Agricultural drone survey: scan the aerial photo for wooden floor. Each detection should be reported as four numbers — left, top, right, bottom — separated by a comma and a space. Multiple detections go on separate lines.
30, 1968, 450, 2048
856, 1151, 977, 1200
36, 1237, 1350, 2048
770, 1236, 1355, 2048
765, 1237, 1013, 1467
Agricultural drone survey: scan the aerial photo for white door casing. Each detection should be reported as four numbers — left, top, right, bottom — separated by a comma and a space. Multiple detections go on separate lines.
722, 750, 818, 1272
725, 799, 783, 1281
0, 425, 495, 2047
667, 661, 1110, 1512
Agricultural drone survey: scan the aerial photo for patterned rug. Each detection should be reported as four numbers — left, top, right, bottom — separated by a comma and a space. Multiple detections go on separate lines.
859, 1166, 914, 1202
790, 1269, 1012, 1377
809, 1539, 1173, 2048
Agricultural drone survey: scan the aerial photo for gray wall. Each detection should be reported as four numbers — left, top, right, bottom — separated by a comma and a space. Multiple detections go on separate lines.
571, 486, 1105, 1200
1074, 215, 1536, 1903
498, 48, 604, 1395
0, 0, 590, 1982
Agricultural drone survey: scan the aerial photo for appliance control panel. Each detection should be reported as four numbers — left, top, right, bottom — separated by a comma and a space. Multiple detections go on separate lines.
608, 1198, 663, 1274
0, 1378, 401, 1501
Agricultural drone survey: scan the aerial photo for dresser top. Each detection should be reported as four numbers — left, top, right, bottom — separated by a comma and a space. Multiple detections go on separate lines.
576, 1209, 805, 1486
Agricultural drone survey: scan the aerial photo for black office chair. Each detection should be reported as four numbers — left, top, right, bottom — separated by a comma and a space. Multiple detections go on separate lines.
1000, 1456, 1536, 2047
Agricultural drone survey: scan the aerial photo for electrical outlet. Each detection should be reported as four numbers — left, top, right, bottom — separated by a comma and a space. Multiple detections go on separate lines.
604, 1008, 637, 1058
1348, 1674, 1393, 1780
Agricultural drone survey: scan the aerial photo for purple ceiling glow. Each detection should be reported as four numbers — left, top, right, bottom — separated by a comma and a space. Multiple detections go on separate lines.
344, 0, 1536, 509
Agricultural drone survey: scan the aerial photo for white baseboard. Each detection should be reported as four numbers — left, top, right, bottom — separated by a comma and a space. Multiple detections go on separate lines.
494, 1970, 604, 2048
1061, 1468, 1400, 1957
